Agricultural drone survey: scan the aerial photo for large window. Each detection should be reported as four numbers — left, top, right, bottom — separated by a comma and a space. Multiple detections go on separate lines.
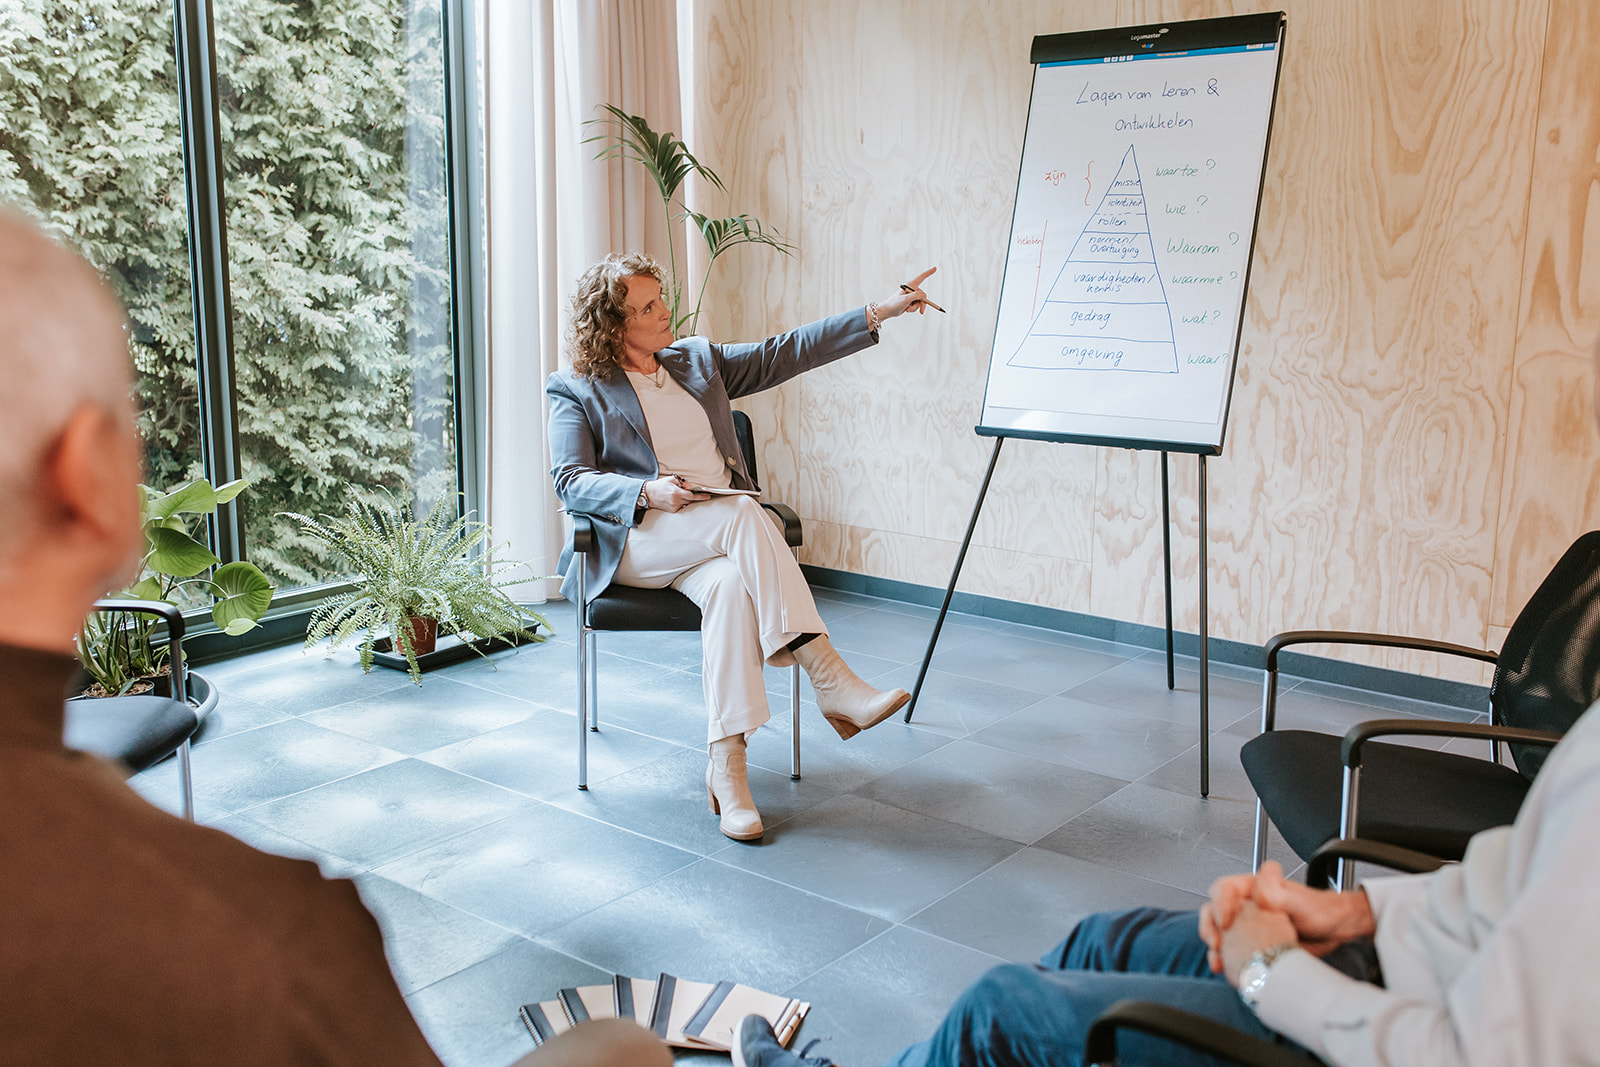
215, 0, 459, 589
0, 0, 472, 602
0, 1, 204, 489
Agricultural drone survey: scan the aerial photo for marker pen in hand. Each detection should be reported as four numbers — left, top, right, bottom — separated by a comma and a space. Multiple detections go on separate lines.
900, 284, 946, 313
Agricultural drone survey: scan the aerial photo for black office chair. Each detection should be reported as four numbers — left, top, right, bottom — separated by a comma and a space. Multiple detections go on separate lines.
1082, 838, 1445, 1067
65, 598, 199, 820
1241, 531, 1600, 883
567, 410, 805, 789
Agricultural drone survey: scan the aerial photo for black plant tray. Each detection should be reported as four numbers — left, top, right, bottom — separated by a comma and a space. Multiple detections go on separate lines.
370, 622, 542, 674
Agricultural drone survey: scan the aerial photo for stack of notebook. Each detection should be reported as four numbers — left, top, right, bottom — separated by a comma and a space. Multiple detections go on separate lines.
519, 972, 810, 1052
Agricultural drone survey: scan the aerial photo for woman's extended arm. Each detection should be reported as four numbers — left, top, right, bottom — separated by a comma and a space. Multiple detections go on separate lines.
713, 267, 939, 399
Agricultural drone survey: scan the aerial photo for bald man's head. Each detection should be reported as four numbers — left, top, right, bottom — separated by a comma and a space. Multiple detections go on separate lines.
0, 209, 136, 555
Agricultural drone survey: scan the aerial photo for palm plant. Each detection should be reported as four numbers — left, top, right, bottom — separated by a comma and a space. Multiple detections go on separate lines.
583, 103, 794, 335
288, 494, 550, 684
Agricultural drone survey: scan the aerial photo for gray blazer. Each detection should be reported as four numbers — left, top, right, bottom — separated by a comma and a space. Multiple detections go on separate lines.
547, 307, 877, 603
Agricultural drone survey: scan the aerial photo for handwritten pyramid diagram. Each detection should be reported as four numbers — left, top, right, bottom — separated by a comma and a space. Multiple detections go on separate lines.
1008, 145, 1178, 374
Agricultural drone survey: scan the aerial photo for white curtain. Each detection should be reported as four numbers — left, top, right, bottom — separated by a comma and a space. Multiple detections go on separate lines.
481, 0, 683, 602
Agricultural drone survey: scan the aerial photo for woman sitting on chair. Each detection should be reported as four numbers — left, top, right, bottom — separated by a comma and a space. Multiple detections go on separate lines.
547, 251, 934, 841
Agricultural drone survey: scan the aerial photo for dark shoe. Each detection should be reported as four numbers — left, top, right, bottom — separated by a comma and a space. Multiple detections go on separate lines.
733, 1015, 836, 1067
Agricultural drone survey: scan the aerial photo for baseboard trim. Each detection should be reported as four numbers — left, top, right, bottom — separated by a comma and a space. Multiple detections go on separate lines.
800, 565, 1491, 712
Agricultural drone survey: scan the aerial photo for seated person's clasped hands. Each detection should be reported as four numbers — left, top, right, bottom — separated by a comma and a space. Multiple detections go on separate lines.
1199, 860, 1375, 984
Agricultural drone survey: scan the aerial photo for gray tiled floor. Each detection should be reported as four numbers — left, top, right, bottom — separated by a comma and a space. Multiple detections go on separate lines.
129, 587, 1482, 1066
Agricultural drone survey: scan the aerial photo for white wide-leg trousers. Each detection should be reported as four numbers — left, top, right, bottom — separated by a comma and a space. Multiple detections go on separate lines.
613, 494, 827, 743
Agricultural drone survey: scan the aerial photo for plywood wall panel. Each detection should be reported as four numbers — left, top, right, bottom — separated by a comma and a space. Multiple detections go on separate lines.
691, 0, 1590, 688
1491, 0, 1600, 628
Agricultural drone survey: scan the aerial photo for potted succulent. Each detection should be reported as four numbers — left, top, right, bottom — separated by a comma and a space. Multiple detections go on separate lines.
287, 493, 550, 684
76, 477, 277, 709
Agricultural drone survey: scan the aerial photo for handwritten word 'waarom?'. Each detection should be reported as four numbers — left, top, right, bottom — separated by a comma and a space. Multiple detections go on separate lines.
1166, 237, 1220, 255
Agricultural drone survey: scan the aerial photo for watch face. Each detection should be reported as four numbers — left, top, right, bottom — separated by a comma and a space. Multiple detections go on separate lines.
1239, 960, 1271, 1006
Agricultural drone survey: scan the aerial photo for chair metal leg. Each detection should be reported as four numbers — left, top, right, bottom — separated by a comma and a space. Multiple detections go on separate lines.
789, 663, 801, 780
1336, 765, 1362, 890
1251, 799, 1267, 870
588, 630, 600, 731
577, 630, 588, 791
178, 737, 194, 822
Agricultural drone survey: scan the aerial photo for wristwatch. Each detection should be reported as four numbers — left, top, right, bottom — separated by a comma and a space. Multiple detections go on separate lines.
1237, 943, 1296, 1012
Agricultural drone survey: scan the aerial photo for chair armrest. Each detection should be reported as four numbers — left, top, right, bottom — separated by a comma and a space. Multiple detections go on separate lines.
93, 598, 185, 642
760, 501, 803, 548
569, 513, 598, 555
1305, 837, 1446, 889
90, 598, 188, 698
1341, 718, 1562, 768
1263, 630, 1498, 673
1084, 999, 1318, 1067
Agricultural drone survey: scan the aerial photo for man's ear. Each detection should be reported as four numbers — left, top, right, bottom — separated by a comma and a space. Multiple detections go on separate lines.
45, 404, 142, 568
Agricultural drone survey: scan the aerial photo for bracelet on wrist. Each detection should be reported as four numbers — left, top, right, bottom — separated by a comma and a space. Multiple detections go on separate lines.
865, 301, 882, 334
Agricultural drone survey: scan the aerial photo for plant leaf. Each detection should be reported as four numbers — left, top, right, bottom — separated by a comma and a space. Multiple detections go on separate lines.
212, 478, 251, 505
126, 575, 169, 602
146, 478, 217, 520
211, 561, 276, 634
146, 526, 220, 578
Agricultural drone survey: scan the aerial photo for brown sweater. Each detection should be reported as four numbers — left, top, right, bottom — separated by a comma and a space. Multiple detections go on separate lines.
0, 644, 443, 1065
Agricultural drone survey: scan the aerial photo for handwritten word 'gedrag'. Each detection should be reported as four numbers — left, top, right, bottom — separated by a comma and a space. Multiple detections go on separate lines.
1115, 111, 1195, 132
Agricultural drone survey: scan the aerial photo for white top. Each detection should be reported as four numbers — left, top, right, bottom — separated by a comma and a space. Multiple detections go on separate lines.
625, 370, 731, 490
1257, 699, 1600, 1066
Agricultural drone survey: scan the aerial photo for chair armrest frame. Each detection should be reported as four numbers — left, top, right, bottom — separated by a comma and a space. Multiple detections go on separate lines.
760, 501, 803, 547
1340, 719, 1562, 768
1304, 837, 1446, 889
569, 512, 598, 556
90, 598, 188, 702
1259, 630, 1498, 733
1084, 999, 1317, 1067
1334, 720, 1560, 880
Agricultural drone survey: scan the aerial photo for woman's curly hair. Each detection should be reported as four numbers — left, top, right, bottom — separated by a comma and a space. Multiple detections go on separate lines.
566, 251, 667, 380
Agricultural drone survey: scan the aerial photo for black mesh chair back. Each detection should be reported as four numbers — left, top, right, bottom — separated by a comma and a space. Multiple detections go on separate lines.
1488, 530, 1600, 779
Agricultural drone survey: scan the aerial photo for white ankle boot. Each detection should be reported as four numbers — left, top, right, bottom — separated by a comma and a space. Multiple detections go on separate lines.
707, 734, 763, 841
792, 635, 910, 740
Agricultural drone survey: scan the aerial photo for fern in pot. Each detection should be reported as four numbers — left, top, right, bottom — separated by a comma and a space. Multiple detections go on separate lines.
288, 494, 550, 684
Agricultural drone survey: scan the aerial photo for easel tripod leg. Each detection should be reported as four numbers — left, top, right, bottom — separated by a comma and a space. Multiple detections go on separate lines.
905, 438, 1006, 722
1198, 453, 1210, 798
1161, 451, 1175, 691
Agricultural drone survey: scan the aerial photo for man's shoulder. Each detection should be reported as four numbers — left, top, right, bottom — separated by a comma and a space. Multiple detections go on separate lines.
0, 753, 436, 1062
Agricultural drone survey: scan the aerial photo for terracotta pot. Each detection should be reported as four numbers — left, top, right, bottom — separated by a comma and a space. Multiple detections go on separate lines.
401, 615, 438, 656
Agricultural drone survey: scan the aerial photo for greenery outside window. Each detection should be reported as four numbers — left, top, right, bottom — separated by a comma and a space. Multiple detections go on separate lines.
0, 0, 476, 621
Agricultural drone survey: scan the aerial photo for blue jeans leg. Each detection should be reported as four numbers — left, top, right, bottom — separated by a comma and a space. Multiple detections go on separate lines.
879, 909, 1305, 1067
